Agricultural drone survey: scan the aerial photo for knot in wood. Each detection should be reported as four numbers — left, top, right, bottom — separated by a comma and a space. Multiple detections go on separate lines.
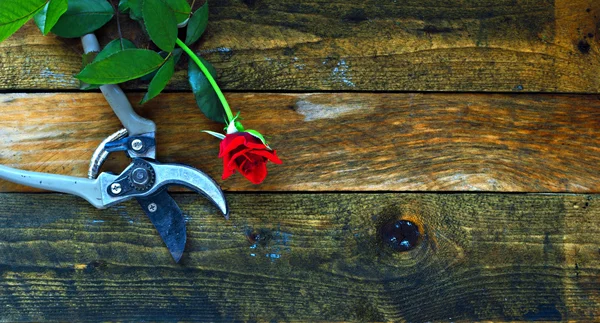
380, 220, 420, 252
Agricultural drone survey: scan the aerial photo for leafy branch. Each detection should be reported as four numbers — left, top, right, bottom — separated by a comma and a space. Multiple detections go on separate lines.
0, 0, 229, 124
0, 0, 280, 184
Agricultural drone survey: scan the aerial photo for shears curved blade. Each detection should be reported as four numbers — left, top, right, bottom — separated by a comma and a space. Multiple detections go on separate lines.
0, 33, 228, 262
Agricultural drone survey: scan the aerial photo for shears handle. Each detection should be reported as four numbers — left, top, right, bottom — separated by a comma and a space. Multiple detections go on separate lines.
0, 164, 111, 209
80, 34, 156, 136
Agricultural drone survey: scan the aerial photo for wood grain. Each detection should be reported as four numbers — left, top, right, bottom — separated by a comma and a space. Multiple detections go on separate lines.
1, 92, 600, 193
1, 0, 599, 92
0, 192, 598, 322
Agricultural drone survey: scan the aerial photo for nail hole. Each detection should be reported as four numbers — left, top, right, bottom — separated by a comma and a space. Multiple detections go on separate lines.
246, 228, 273, 247
85, 260, 107, 272
380, 220, 420, 252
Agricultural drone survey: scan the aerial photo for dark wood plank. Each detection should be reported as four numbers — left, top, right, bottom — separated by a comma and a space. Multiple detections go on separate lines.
0, 193, 598, 321
1, 0, 599, 92
1, 92, 600, 193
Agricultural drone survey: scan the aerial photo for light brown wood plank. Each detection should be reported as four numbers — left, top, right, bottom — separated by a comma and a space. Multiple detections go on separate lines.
0, 193, 598, 321
0, 0, 599, 92
0, 92, 599, 193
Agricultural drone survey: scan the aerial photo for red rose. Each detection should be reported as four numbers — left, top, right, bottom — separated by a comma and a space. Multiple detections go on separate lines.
219, 132, 282, 184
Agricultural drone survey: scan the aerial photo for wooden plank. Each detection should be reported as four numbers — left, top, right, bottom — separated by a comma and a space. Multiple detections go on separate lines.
1, 92, 600, 193
1, 0, 599, 92
0, 193, 598, 321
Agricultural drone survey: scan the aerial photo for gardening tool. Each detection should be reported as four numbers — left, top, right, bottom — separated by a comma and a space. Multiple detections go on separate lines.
0, 34, 228, 263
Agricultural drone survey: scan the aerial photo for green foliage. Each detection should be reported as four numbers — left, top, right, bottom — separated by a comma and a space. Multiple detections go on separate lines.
185, 2, 208, 45
82, 51, 98, 68
33, 0, 68, 35
165, 0, 191, 25
129, 0, 189, 25
80, 51, 99, 90
81, 38, 137, 90
76, 49, 165, 84
51, 0, 114, 38
141, 54, 175, 104
124, 0, 142, 20
118, 0, 130, 13
95, 38, 137, 62
0, 0, 48, 42
141, 48, 182, 81
1, 0, 231, 132
189, 56, 227, 123
245, 129, 270, 147
201, 130, 226, 140
142, 0, 177, 52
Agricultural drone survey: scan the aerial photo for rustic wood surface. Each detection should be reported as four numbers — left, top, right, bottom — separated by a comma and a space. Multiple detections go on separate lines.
0, 0, 599, 92
1, 92, 600, 193
0, 193, 598, 322
1, 0, 600, 321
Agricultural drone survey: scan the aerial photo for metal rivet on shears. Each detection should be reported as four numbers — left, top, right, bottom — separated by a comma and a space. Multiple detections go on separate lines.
0, 33, 229, 264
131, 139, 144, 152
131, 167, 149, 186
110, 183, 122, 195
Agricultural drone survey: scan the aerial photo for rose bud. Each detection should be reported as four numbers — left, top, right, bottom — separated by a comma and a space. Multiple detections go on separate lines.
213, 122, 281, 184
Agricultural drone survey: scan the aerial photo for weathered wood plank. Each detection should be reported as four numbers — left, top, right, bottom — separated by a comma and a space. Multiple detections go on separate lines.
0, 193, 598, 321
1, 92, 600, 193
1, 0, 599, 92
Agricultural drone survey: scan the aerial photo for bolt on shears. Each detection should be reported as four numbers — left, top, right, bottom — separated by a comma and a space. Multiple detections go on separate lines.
0, 34, 228, 262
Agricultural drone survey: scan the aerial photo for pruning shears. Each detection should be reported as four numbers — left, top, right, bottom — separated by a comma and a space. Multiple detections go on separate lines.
0, 34, 228, 262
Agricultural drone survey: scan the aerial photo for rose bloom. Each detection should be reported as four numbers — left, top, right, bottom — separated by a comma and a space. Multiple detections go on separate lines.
218, 132, 282, 184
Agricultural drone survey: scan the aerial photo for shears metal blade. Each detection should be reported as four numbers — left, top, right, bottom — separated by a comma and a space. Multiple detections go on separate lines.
0, 33, 228, 262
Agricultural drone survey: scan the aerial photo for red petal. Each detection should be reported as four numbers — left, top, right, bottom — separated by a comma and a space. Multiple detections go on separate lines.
221, 133, 269, 156
249, 149, 282, 164
228, 148, 262, 169
241, 133, 270, 149
218, 132, 278, 183
222, 167, 235, 180
239, 159, 268, 184
221, 154, 236, 180
219, 134, 247, 157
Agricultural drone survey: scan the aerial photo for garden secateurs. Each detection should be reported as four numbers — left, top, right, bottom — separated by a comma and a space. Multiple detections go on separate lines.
0, 34, 228, 263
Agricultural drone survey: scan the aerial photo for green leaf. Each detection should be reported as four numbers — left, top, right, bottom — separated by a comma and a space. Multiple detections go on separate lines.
141, 48, 181, 81
0, 0, 48, 42
82, 51, 99, 67
234, 121, 244, 132
76, 49, 165, 84
80, 51, 99, 90
185, 2, 208, 45
245, 129, 270, 148
201, 130, 226, 140
51, 0, 114, 38
142, 0, 177, 52
80, 38, 137, 90
118, 0, 130, 13
188, 57, 226, 123
140, 54, 175, 104
165, 0, 191, 25
33, 0, 68, 35
95, 38, 137, 62
171, 47, 183, 64
126, 0, 142, 20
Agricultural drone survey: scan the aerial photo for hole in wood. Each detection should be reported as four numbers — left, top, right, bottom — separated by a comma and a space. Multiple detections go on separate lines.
380, 220, 420, 252
246, 228, 273, 247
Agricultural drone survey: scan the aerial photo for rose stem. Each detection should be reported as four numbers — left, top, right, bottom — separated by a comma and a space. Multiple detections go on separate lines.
175, 38, 234, 123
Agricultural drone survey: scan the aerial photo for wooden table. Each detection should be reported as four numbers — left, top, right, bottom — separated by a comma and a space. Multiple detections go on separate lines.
1, 0, 599, 321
